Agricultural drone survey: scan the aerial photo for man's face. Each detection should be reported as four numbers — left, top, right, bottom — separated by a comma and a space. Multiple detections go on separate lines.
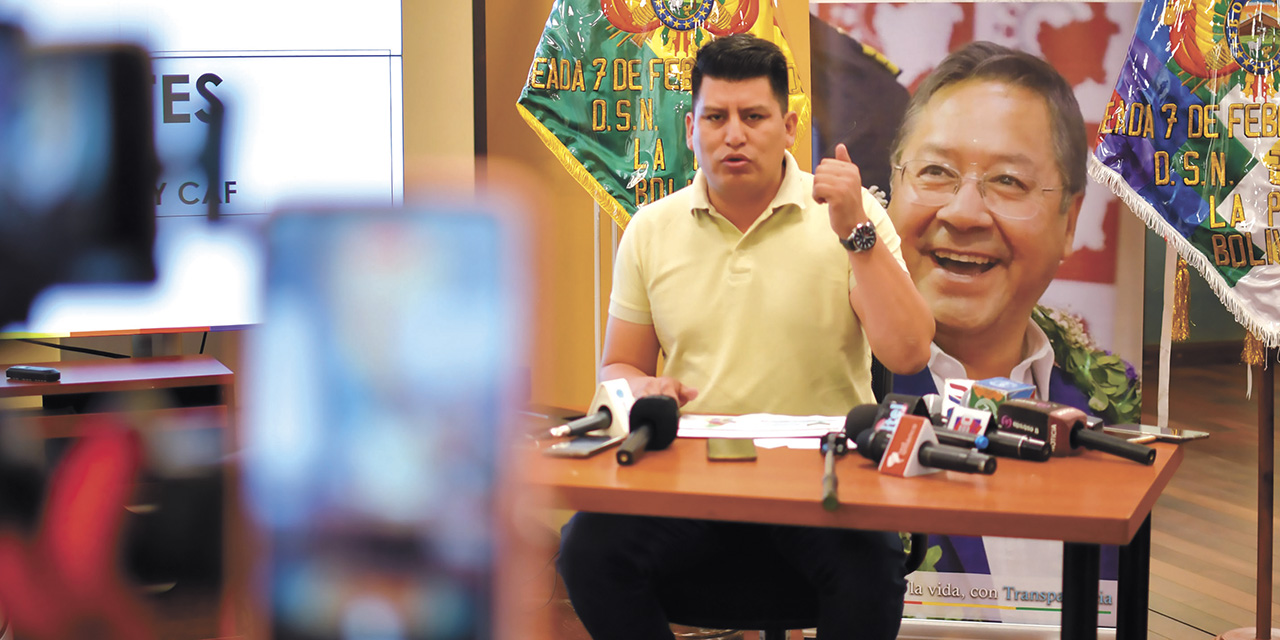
685, 76, 797, 204
888, 80, 1081, 341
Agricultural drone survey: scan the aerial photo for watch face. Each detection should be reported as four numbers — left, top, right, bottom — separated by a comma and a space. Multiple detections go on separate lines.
845, 223, 876, 252
853, 226, 876, 251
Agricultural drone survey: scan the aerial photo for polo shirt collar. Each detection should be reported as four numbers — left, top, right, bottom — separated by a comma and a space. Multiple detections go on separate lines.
689, 151, 806, 219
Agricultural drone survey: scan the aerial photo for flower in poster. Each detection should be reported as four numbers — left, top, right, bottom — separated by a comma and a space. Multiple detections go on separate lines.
1033, 305, 1142, 424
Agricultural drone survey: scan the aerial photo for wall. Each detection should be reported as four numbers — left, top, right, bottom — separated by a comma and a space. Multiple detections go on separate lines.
405, 0, 475, 186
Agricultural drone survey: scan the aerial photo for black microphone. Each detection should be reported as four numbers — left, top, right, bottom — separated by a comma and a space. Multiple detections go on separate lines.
1070, 426, 1157, 465
848, 398, 991, 452
548, 409, 612, 438
916, 393, 1050, 461
854, 426, 997, 475
997, 399, 1155, 465
616, 395, 680, 466
845, 405, 996, 475
844, 403, 884, 441
984, 429, 1052, 462
934, 428, 990, 451
548, 379, 633, 438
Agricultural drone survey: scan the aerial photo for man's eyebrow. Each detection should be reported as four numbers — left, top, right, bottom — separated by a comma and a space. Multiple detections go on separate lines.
699, 103, 773, 114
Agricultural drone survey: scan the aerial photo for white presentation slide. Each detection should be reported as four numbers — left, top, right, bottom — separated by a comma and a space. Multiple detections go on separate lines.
0, 0, 404, 335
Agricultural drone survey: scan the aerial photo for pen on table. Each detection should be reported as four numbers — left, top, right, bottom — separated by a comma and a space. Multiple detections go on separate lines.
1127, 435, 1157, 444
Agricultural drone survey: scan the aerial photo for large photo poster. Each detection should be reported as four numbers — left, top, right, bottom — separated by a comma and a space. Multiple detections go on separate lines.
810, 2, 1143, 626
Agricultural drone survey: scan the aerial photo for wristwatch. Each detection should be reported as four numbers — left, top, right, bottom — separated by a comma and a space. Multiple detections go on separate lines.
840, 221, 877, 253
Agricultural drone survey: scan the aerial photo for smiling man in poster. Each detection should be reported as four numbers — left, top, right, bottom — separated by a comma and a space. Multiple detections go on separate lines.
884, 40, 1135, 623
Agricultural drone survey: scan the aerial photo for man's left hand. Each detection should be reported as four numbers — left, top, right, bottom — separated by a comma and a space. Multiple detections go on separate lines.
813, 143, 867, 239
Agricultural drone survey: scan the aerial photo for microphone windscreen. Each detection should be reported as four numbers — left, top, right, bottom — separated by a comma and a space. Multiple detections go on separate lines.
997, 398, 1086, 457
844, 404, 881, 440
629, 395, 680, 450
853, 427, 880, 461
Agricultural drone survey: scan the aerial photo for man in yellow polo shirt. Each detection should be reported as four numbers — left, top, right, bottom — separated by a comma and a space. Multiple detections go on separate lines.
557, 34, 933, 640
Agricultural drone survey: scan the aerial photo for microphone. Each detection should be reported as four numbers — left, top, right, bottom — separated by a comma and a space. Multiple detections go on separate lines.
920, 393, 947, 426
918, 393, 1050, 462
616, 395, 680, 466
878, 393, 931, 424
984, 429, 1052, 462
819, 431, 848, 511
547, 379, 633, 438
549, 412, 610, 438
847, 410, 997, 476
855, 395, 996, 452
932, 428, 988, 451
996, 399, 1156, 465
850, 394, 954, 439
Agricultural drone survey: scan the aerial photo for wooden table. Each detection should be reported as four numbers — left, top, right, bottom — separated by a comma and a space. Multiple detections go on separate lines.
525, 436, 1184, 640
0, 355, 235, 438
0, 355, 243, 638
0, 355, 233, 398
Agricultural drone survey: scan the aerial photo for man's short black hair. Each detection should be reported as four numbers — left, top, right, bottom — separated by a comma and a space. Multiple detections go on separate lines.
692, 34, 790, 111
890, 41, 1087, 201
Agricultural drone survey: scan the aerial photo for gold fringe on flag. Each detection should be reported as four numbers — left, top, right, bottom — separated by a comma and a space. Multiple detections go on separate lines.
1243, 330, 1266, 366
516, 103, 633, 232
1172, 254, 1190, 341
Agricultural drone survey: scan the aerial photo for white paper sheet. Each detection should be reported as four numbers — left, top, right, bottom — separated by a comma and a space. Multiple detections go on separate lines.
677, 414, 845, 439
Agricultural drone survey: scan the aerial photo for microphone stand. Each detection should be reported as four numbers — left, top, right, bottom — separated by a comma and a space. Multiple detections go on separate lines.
820, 431, 847, 511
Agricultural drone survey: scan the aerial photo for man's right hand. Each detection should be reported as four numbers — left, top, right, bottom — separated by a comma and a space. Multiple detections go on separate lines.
627, 376, 698, 407
599, 316, 698, 407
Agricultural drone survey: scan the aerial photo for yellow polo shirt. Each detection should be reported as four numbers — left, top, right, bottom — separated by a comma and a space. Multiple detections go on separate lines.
609, 151, 905, 416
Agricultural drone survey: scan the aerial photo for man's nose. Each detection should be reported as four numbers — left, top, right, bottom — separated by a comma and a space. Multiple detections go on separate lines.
724, 115, 746, 146
936, 178, 995, 230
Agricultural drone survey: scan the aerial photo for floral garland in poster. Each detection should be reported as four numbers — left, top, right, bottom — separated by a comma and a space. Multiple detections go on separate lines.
1033, 305, 1141, 424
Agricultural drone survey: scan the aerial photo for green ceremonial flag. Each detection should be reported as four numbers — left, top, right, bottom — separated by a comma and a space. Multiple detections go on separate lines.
517, 0, 809, 230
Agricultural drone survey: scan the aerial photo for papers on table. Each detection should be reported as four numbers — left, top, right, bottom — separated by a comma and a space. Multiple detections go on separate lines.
678, 414, 845, 440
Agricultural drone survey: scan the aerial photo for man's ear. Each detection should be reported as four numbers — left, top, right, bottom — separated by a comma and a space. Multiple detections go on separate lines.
784, 110, 798, 148
1061, 192, 1084, 259
686, 111, 695, 151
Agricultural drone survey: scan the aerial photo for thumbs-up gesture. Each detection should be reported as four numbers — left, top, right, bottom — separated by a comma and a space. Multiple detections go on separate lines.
813, 143, 867, 239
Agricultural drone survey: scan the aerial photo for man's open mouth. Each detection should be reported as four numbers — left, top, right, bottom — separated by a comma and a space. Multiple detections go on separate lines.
933, 249, 997, 276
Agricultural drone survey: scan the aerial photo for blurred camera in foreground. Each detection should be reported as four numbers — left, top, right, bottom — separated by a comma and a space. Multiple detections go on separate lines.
243, 192, 530, 639
0, 23, 158, 326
